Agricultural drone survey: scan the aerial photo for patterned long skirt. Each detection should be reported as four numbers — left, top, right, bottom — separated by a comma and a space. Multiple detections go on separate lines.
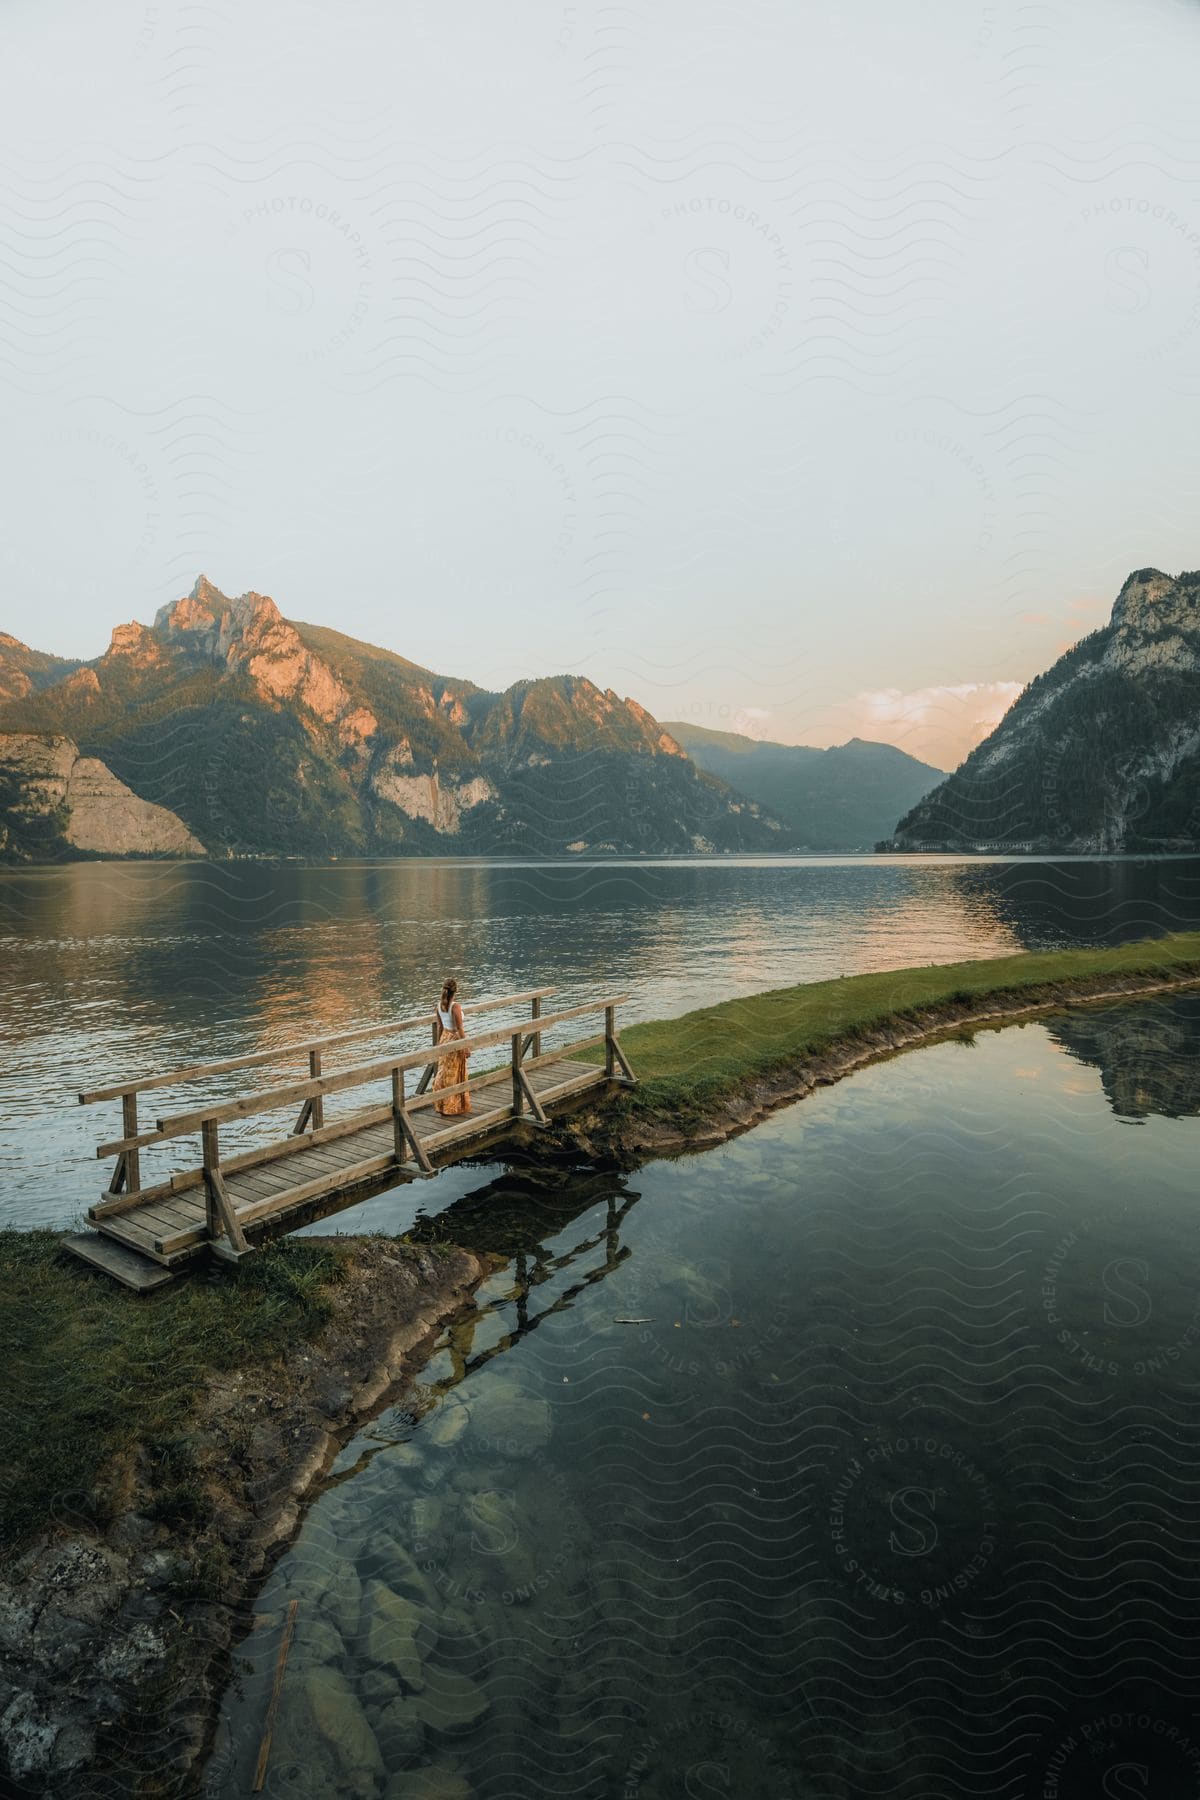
433, 1027, 471, 1116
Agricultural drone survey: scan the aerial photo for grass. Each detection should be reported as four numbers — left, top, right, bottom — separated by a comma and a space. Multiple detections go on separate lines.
0, 1233, 349, 1553
5, 930, 1200, 1556
583, 930, 1200, 1126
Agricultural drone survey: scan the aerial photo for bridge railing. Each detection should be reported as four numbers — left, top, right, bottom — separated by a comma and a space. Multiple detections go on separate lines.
80, 991, 635, 1253
79, 987, 556, 1204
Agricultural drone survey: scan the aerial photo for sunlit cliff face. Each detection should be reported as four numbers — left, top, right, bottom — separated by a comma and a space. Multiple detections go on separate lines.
155, 580, 381, 743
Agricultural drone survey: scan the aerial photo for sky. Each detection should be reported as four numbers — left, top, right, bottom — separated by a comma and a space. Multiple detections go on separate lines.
3, 1, 1200, 770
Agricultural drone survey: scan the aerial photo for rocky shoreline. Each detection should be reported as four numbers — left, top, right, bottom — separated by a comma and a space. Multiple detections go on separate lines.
0, 1239, 491, 1798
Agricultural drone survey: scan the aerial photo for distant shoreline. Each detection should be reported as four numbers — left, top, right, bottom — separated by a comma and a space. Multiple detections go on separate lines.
7, 847, 1200, 869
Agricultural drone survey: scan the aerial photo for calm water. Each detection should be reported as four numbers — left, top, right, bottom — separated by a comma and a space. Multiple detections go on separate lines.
197, 992, 1200, 1798
4, 854, 1200, 1226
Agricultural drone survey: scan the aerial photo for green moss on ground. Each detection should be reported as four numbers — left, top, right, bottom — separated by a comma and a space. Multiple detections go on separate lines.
583, 930, 1200, 1127
0, 1233, 349, 1552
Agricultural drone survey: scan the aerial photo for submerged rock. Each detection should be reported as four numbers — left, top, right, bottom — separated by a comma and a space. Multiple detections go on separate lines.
360, 1666, 401, 1708
374, 1693, 426, 1767
424, 1397, 470, 1447
273, 1663, 384, 1791
317, 1563, 364, 1642
463, 1488, 517, 1556
360, 1534, 439, 1610
410, 1669, 490, 1735
288, 1613, 346, 1669
434, 1605, 491, 1679
385, 1769, 473, 1800
361, 1579, 435, 1688
409, 1497, 447, 1549
473, 1383, 552, 1457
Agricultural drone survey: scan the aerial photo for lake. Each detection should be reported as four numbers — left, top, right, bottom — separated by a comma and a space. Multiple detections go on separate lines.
6, 857, 1200, 1793
4, 854, 1200, 1227
199, 990, 1200, 1798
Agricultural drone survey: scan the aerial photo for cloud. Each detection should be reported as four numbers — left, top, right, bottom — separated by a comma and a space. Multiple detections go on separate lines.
844, 680, 1023, 769
727, 706, 772, 738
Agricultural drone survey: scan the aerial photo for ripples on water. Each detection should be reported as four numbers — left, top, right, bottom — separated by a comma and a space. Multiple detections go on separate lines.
4, 856, 1200, 1226
187, 993, 1200, 1798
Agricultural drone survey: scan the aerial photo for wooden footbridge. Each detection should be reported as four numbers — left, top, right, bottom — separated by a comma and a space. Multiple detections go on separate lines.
67, 988, 636, 1290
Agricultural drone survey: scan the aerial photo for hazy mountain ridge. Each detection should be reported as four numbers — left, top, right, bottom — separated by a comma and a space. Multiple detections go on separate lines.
0, 635, 81, 707
0, 578, 783, 857
886, 568, 1200, 852
665, 721, 945, 852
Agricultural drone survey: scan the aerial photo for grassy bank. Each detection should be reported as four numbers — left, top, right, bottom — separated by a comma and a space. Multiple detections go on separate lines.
583, 930, 1200, 1130
0, 1232, 349, 1551
7, 931, 1200, 1547
0, 1234, 486, 1794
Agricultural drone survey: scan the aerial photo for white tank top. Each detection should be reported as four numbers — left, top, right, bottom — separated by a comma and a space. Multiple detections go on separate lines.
438, 1005, 456, 1028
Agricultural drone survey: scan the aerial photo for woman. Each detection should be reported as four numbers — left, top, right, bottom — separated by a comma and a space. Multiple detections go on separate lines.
432, 977, 472, 1117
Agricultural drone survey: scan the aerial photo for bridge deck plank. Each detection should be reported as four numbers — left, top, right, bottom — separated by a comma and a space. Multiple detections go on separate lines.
88, 1057, 609, 1269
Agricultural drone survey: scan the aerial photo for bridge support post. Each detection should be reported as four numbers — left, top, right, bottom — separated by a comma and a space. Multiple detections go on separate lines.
415, 1021, 438, 1096
393, 1066, 435, 1174
392, 1068, 406, 1164
309, 1049, 324, 1130
605, 1006, 637, 1084
520, 994, 544, 1062
202, 1119, 250, 1254
511, 1032, 549, 1126
292, 1048, 323, 1133
122, 1094, 141, 1194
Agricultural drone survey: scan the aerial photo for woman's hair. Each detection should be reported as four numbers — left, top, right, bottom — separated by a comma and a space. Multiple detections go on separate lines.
440, 977, 458, 1011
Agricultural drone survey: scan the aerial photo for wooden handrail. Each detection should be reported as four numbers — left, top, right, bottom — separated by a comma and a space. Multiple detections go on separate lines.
154, 996, 630, 1139
88, 996, 636, 1253
78, 987, 556, 1105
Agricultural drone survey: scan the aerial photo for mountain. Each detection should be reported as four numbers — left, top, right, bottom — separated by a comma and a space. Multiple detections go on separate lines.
664, 722, 945, 852
885, 568, 1200, 853
0, 578, 784, 858
0, 733, 203, 860
0, 634, 80, 706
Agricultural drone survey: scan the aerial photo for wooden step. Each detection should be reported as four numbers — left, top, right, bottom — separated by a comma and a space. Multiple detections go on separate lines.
63, 1232, 177, 1293
94, 1210, 168, 1259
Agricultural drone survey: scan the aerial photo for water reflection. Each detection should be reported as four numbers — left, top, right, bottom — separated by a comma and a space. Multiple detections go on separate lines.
205, 997, 1200, 1798
339, 1173, 644, 1437
952, 854, 1200, 949
1046, 991, 1200, 1119
6, 856, 1200, 1227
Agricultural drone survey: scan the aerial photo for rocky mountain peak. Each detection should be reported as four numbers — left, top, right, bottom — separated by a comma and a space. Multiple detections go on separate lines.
0, 579, 788, 856
64, 668, 101, 700
889, 562, 1200, 853
150, 578, 376, 743
155, 581, 282, 648
1110, 567, 1200, 635
108, 621, 160, 659
190, 573, 227, 608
